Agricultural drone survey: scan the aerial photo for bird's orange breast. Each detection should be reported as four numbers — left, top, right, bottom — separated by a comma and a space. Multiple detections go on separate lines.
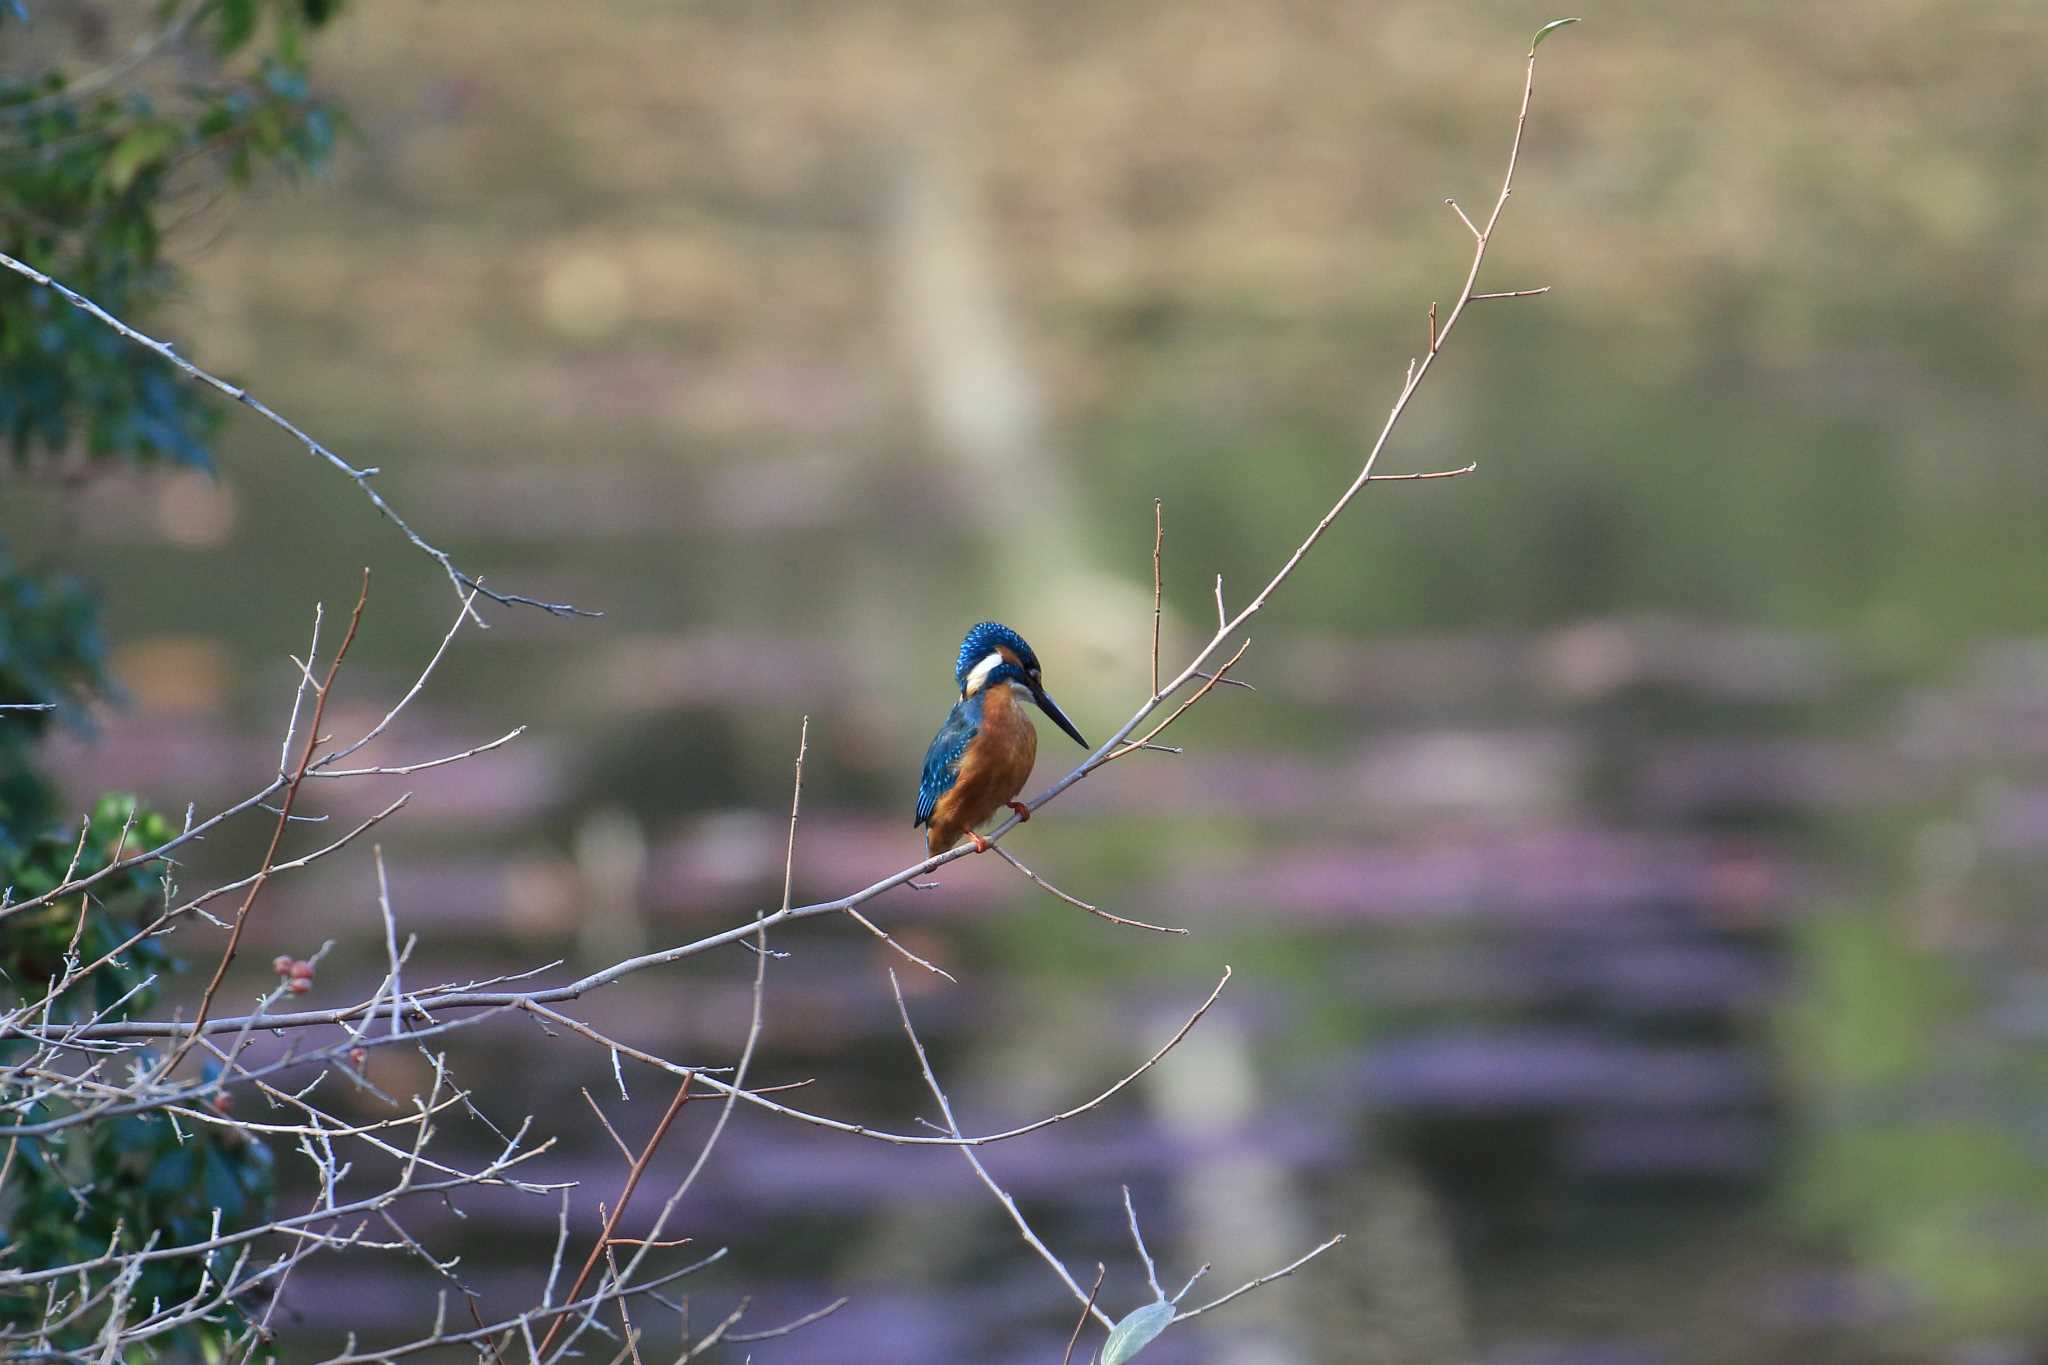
925, 684, 1038, 853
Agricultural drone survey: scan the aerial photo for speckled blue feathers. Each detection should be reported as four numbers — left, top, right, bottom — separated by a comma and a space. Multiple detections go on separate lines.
914, 691, 983, 828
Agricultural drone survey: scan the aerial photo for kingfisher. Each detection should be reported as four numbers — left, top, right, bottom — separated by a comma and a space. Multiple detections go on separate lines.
915, 621, 1089, 856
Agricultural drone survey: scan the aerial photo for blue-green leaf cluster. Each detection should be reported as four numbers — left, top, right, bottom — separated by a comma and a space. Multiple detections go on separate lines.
0, 795, 276, 1355
0, 6, 341, 1355
1, 0, 348, 471
0, 548, 112, 851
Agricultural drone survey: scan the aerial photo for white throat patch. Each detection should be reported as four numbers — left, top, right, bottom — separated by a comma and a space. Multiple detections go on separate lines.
963, 651, 1005, 697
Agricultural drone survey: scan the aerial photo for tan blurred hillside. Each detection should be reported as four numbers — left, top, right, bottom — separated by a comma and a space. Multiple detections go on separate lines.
181, 1, 2047, 458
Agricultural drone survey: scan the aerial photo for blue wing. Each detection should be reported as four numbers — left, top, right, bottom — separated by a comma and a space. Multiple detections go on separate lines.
915, 695, 982, 827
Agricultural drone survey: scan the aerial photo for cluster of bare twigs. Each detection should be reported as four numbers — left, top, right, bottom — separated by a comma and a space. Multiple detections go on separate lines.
0, 23, 1572, 1362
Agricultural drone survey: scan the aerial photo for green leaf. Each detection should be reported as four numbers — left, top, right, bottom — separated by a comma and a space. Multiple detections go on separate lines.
202, 1146, 246, 1221
1101, 1303, 1175, 1365
214, 0, 257, 54
100, 122, 180, 193
146, 1143, 196, 1195
1532, 17, 1581, 50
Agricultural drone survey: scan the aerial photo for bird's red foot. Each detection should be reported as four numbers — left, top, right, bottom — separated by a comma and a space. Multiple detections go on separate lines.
968, 831, 991, 854
1005, 801, 1032, 822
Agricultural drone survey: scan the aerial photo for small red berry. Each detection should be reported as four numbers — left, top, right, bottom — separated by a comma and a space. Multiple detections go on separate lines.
287, 976, 312, 994
288, 960, 314, 981
272, 955, 293, 976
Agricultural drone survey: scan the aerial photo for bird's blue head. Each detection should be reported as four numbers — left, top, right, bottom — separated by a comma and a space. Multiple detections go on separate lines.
952, 621, 1088, 748
954, 621, 1036, 692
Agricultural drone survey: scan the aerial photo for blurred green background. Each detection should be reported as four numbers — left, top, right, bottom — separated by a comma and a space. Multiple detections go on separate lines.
8, 1, 2048, 1361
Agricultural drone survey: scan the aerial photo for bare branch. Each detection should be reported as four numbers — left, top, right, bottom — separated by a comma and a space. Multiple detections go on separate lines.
522, 967, 1230, 1148
581, 1089, 636, 1164
536, 1075, 696, 1357
1065, 1265, 1107, 1365
1365, 463, 1479, 482
780, 718, 809, 914
0, 252, 596, 621
1150, 500, 1164, 700
1107, 637, 1253, 762
843, 904, 958, 982
724, 1296, 851, 1345
989, 847, 1186, 936
1124, 1185, 1165, 1301
1172, 1234, 1348, 1322
169, 568, 370, 1073
891, 969, 1117, 1331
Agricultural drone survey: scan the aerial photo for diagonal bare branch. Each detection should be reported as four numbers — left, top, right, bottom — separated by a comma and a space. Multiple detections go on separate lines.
0, 252, 596, 622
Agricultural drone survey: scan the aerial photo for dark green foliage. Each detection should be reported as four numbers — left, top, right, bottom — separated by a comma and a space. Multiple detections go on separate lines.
0, 0, 354, 788
1, 0, 346, 472
0, 798, 278, 1351
0, 549, 112, 852
0, 5, 344, 1354
0, 794, 178, 1020
0, 1103, 279, 1346
0, 795, 278, 1353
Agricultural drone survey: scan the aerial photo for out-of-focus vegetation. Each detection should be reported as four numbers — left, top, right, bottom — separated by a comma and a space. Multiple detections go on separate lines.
0, 2, 341, 1352
4, 3, 2048, 1361
1, 0, 344, 818
0, 795, 281, 1354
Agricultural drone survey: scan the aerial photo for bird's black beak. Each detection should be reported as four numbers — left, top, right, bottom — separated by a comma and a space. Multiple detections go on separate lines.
1031, 684, 1088, 749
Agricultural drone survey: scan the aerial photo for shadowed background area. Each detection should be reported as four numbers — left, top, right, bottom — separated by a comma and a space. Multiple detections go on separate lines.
7, 1, 2048, 1360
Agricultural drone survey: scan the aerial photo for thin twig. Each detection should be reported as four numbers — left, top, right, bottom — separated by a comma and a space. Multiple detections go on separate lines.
1150, 500, 1164, 700
1124, 1186, 1165, 1301
1365, 463, 1478, 482
990, 847, 1185, 936
1064, 1265, 1107, 1365
0, 252, 595, 621
780, 719, 809, 915
680, 1299, 749, 1359
842, 905, 957, 982
725, 1297, 851, 1344
890, 969, 1117, 1331
547, 723, 798, 1362
522, 967, 1230, 1149
1172, 1234, 1348, 1322
1107, 638, 1253, 761
581, 1089, 635, 1164
308, 727, 523, 778
536, 1075, 696, 1357
167, 570, 370, 1074
373, 847, 405, 1039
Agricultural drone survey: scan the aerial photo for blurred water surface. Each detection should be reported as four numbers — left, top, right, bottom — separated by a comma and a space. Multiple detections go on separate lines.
8, 2, 2048, 1361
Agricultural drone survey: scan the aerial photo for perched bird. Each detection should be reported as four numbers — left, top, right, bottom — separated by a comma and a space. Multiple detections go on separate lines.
915, 621, 1089, 855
